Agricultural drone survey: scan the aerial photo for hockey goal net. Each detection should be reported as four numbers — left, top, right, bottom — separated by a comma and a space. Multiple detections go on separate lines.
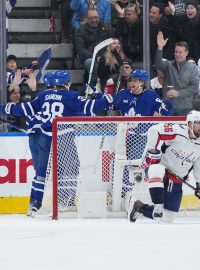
42, 116, 200, 219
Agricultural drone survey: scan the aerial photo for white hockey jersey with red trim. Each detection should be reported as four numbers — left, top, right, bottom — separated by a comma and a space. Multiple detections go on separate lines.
146, 123, 200, 183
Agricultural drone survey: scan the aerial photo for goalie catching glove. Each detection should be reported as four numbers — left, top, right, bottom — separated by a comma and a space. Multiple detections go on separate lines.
195, 183, 200, 199
146, 149, 162, 165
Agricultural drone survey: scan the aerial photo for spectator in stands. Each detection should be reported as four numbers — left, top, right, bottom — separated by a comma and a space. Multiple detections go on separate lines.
154, 31, 200, 115
6, 54, 18, 84
7, 84, 21, 104
169, 1, 200, 63
114, 3, 143, 62
8, 73, 37, 102
70, 0, 111, 29
150, 67, 165, 98
97, 38, 128, 92
149, 1, 168, 9
110, 0, 129, 27
164, 0, 187, 16
75, 8, 114, 82
6, 84, 26, 131
6, 54, 38, 90
117, 59, 133, 90
149, 3, 176, 63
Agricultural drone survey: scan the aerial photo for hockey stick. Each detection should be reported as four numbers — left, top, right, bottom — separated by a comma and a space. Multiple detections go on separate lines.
0, 116, 28, 134
86, 38, 114, 98
166, 169, 197, 193
115, 66, 124, 93
111, 49, 124, 93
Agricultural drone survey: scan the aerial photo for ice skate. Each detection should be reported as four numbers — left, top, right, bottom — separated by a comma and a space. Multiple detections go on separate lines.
128, 196, 145, 222
31, 200, 42, 218
152, 203, 164, 220
26, 204, 32, 217
26, 199, 33, 217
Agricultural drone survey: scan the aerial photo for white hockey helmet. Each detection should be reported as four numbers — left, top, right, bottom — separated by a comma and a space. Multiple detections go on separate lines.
186, 110, 200, 124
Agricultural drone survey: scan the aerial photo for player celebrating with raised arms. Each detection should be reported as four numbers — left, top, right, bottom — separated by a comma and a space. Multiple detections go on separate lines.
128, 110, 200, 223
0, 70, 114, 217
110, 69, 173, 197
113, 69, 172, 117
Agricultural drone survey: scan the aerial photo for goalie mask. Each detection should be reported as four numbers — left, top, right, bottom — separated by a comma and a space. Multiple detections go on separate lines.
187, 110, 200, 139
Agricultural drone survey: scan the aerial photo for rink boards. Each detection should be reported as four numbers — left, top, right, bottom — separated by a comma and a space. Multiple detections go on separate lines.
0, 132, 199, 214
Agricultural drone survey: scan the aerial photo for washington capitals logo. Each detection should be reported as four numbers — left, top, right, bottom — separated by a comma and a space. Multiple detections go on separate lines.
171, 149, 195, 165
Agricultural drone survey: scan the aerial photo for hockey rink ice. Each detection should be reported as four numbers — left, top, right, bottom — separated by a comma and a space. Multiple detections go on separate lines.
0, 215, 199, 270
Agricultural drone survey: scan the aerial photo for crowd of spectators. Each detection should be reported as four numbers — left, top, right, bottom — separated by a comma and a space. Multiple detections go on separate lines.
4, 0, 200, 133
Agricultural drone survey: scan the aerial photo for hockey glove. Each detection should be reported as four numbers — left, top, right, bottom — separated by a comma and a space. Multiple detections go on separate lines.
91, 92, 103, 100
159, 99, 173, 116
146, 149, 161, 165
103, 94, 120, 107
103, 94, 114, 104
195, 183, 200, 199
82, 84, 97, 96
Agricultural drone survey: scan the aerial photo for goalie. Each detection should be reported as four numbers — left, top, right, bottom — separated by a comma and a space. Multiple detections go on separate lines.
128, 110, 200, 223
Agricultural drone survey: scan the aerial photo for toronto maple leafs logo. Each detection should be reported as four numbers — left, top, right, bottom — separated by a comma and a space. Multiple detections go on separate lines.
126, 107, 136, 116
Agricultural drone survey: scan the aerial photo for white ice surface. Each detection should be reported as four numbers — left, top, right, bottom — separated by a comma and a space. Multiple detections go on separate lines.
0, 215, 199, 270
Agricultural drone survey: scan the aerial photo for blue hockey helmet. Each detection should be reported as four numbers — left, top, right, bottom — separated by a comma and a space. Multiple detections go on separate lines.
44, 72, 55, 88
54, 70, 71, 86
129, 69, 148, 82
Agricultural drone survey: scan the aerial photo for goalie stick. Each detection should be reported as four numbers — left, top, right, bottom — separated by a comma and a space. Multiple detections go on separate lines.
86, 38, 114, 98
0, 116, 28, 134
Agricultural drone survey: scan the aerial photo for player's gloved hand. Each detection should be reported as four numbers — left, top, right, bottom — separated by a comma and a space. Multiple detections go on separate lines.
160, 99, 173, 116
195, 183, 200, 199
82, 84, 97, 96
91, 92, 102, 100
146, 149, 161, 165
103, 94, 114, 104
0, 102, 15, 115
103, 94, 120, 107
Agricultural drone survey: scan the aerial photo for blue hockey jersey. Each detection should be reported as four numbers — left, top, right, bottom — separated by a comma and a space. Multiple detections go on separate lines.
114, 89, 172, 116
3, 89, 110, 136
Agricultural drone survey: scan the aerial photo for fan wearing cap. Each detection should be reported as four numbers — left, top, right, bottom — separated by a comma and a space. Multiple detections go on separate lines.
6, 54, 39, 89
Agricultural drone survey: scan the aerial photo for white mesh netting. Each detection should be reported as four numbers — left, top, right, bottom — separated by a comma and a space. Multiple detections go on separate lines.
42, 117, 200, 219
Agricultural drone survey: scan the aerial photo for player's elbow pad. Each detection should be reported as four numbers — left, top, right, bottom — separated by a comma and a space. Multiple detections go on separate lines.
146, 149, 161, 165
2, 102, 15, 115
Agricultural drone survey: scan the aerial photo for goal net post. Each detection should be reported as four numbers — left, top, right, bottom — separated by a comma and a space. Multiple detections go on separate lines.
41, 116, 200, 219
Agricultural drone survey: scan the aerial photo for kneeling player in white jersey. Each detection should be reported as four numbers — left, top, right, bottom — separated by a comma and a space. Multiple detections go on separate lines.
128, 110, 200, 223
